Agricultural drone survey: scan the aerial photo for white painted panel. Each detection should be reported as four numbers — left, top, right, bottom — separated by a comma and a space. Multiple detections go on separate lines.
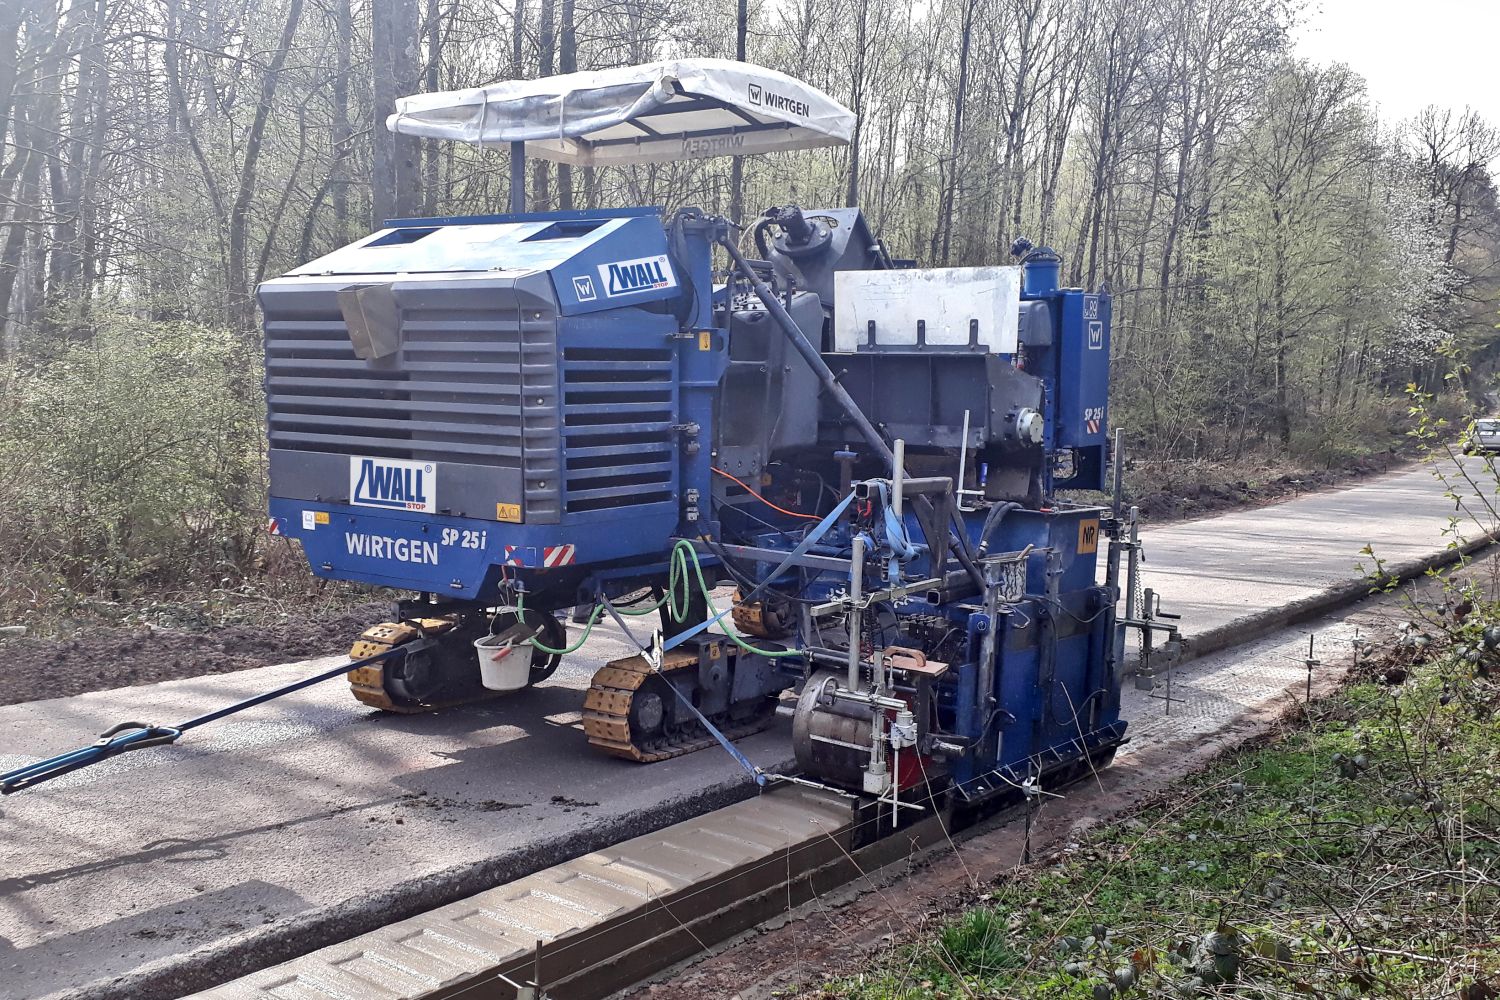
832, 266, 1021, 354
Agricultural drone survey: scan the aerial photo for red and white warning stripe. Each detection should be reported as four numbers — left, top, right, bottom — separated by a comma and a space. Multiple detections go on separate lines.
267, 517, 283, 536
1086, 418, 1100, 434
503, 544, 576, 568
543, 544, 577, 567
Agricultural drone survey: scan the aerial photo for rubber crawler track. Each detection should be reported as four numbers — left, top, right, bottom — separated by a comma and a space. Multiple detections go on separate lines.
346, 618, 493, 713
583, 648, 778, 762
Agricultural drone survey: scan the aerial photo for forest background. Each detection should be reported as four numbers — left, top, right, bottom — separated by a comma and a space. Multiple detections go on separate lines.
0, 0, 1497, 616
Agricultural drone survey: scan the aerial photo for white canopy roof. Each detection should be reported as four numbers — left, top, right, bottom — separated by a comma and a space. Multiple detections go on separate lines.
386, 58, 854, 167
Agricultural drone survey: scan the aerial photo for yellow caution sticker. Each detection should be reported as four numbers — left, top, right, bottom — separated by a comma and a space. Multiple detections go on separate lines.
698, 330, 714, 351
1078, 518, 1099, 555
496, 502, 523, 523
314, 511, 330, 525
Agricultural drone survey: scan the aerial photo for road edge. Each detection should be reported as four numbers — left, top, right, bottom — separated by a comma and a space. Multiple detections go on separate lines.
1163, 529, 1496, 670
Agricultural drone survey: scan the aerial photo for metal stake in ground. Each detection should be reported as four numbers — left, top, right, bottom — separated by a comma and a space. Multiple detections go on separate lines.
1144, 588, 1186, 715
1304, 633, 1319, 703
1022, 779, 1040, 864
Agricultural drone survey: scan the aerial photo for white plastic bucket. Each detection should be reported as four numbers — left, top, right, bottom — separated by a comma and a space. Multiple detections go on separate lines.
473, 633, 531, 691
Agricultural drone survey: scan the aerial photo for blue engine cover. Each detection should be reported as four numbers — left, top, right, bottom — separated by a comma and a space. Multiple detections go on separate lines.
1053, 291, 1110, 451
258, 208, 723, 602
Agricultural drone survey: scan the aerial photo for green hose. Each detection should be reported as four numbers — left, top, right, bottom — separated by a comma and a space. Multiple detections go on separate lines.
515, 593, 603, 656
515, 539, 799, 659
667, 540, 801, 658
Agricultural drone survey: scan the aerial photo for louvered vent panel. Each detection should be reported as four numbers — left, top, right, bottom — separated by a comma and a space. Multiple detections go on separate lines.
561, 346, 675, 514
262, 287, 562, 523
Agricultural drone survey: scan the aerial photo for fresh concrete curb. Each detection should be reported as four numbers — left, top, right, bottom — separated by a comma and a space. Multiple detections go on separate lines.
57, 768, 795, 1000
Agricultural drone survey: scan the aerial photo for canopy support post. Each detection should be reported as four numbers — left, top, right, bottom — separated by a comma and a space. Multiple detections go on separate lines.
509, 141, 526, 213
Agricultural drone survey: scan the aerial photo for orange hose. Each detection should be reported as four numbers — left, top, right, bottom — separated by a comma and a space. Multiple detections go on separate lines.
711, 467, 821, 521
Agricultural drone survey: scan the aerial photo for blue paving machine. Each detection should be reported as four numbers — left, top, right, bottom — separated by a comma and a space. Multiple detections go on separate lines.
258, 59, 1146, 808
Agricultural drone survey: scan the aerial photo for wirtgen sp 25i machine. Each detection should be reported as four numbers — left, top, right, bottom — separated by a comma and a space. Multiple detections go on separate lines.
254, 58, 1159, 811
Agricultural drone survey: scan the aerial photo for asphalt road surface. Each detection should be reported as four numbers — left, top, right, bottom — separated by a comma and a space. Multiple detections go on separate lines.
0, 456, 1490, 1000
1140, 458, 1489, 631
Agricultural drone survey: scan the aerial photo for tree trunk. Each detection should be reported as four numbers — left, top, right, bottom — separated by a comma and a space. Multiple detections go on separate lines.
729, 0, 748, 219
48, 0, 108, 331
227, 0, 307, 333
422, 0, 441, 216
0, 109, 41, 356
331, 0, 352, 242
935, 0, 975, 267
843, 0, 865, 209
532, 0, 554, 210
0, 0, 25, 159
1272, 216, 1290, 446
510, 0, 528, 212
372, 0, 421, 228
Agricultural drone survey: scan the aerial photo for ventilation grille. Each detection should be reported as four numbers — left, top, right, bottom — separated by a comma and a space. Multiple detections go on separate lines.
262, 287, 564, 523
263, 305, 553, 470
561, 345, 675, 514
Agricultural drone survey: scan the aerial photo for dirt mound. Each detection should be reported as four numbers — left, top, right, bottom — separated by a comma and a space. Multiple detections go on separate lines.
0, 601, 390, 707
1130, 454, 1400, 523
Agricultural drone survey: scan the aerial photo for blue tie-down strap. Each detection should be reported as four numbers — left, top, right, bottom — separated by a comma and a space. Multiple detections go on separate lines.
661, 677, 767, 785
0, 645, 411, 796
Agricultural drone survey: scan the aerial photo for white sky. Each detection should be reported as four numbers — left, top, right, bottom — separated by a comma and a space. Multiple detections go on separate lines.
1291, 0, 1500, 130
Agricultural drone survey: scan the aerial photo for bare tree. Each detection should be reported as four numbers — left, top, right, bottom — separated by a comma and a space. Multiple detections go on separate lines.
373, 0, 421, 226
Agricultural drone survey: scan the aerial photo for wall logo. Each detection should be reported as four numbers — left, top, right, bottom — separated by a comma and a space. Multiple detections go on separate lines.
350, 456, 437, 513
598, 254, 677, 297
1088, 320, 1104, 350
747, 82, 809, 117
1083, 295, 1100, 320
572, 274, 597, 301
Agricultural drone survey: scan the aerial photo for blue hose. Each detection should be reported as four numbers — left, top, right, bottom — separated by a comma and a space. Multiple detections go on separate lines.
1, 644, 409, 796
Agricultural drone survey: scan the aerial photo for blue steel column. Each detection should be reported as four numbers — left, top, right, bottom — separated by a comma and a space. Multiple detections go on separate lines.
675, 215, 725, 537
509, 142, 526, 213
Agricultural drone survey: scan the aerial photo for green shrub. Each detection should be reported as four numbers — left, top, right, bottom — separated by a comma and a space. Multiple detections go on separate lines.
0, 316, 265, 599
1286, 390, 1410, 466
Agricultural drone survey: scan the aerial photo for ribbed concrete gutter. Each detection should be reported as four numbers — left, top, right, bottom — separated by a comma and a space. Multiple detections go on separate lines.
187, 786, 865, 1000
49, 763, 794, 1000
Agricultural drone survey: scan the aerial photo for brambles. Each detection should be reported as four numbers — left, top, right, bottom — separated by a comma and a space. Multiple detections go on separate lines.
0, 316, 267, 621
